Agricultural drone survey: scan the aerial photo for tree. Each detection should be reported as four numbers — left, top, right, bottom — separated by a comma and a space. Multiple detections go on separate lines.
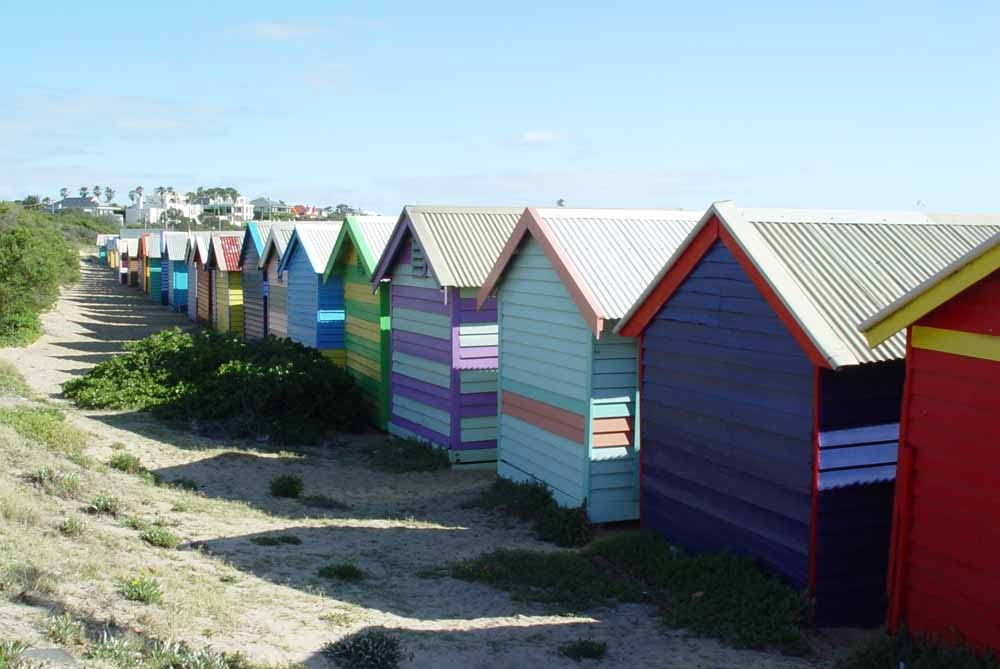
104, 187, 115, 204
129, 190, 136, 204
161, 208, 193, 229
59, 188, 69, 200
93, 185, 101, 200
136, 186, 144, 201
184, 191, 196, 204
41, 197, 52, 207
20, 195, 40, 207
79, 187, 89, 198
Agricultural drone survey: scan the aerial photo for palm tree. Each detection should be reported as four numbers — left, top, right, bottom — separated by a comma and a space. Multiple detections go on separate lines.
42, 196, 51, 207
136, 185, 144, 200
79, 186, 89, 198
104, 187, 115, 203
129, 190, 137, 204
59, 187, 69, 200
185, 191, 196, 204
93, 185, 101, 200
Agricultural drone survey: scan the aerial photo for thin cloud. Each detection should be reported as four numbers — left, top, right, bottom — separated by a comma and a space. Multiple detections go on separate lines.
518, 130, 567, 146
234, 20, 336, 40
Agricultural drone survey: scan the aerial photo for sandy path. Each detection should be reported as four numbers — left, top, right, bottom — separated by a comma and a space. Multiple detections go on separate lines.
0, 255, 190, 399
0, 257, 841, 668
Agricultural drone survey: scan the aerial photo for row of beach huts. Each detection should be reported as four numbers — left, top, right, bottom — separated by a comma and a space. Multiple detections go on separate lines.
96, 202, 999, 647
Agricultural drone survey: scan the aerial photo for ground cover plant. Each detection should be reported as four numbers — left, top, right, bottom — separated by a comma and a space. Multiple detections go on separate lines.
364, 438, 451, 473
119, 574, 163, 604
453, 531, 812, 655
269, 474, 303, 498
63, 328, 367, 442
317, 563, 367, 582
322, 629, 410, 669
0, 406, 88, 461
0, 361, 30, 398
558, 638, 608, 662
836, 628, 1000, 669
470, 477, 594, 547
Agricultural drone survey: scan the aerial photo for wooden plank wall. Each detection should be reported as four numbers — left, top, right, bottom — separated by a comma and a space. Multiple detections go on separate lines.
242, 245, 266, 340
317, 271, 345, 359
265, 257, 287, 337
196, 262, 211, 323
641, 241, 815, 586
149, 259, 162, 303
214, 270, 230, 332
497, 239, 591, 506
187, 260, 198, 321
228, 272, 244, 338
170, 260, 188, 311
286, 249, 319, 347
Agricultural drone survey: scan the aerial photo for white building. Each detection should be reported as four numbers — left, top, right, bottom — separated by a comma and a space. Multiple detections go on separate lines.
125, 191, 203, 227
193, 194, 253, 226
49, 196, 123, 225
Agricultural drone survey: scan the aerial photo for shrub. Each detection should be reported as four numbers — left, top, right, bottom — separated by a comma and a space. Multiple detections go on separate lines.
90, 494, 124, 516
836, 628, 1000, 669
365, 438, 451, 473
58, 516, 87, 537
25, 467, 81, 498
63, 329, 368, 443
84, 631, 145, 667
119, 575, 163, 604
317, 563, 366, 582
558, 638, 607, 662
43, 612, 86, 646
471, 478, 594, 547
269, 475, 303, 499
140, 525, 180, 549
108, 452, 144, 474
322, 629, 410, 669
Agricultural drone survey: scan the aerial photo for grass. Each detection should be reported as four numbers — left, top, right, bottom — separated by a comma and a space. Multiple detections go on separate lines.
108, 452, 144, 474
0, 488, 40, 526
269, 474, 303, 499
469, 477, 594, 547
43, 612, 87, 646
119, 574, 163, 604
90, 493, 124, 516
250, 535, 302, 546
365, 438, 450, 473
166, 477, 199, 491
558, 638, 608, 662
0, 640, 33, 669
140, 525, 181, 549
25, 467, 81, 498
298, 494, 350, 511
58, 516, 87, 537
0, 406, 87, 459
836, 629, 1000, 669
317, 563, 367, 582
0, 360, 30, 398
453, 532, 812, 654
322, 629, 410, 669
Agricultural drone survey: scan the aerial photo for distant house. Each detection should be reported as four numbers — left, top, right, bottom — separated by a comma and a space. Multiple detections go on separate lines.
125, 191, 202, 227
194, 194, 253, 226
49, 196, 121, 224
252, 198, 292, 219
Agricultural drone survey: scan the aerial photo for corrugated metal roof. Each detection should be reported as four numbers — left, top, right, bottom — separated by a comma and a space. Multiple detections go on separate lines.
249, 222, 272, 255
188, 232, 212, 263
145, 232, 162, 259
123, 238, 140, 256
259, 223, 297, 268
96, 234, 115, 245
348, 215, 397, 270
617, 202, 1000, 368
162, 232, 189, 261
282, 223, 342, 274
404, 206, 523, 287
211, 233, 244, 272
534, 208, 703, 320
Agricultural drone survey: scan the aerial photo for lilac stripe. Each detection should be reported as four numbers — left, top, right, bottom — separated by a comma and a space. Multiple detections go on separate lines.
397, 242, 411, 265
393, 339, 452, 365
456, 439, 496, 451
390, 414, 449, 447
460, 345, 498, 359
458, 309, 498, 324
455, 357, 498, 370
393, 329, 450, 350
460, 403, 496, 418
392, 284, 444, 301
461, 391, 497, 407
393, 380, 451, 412
392, 294, 449, 315
460, 297, 496, 311
392, 372, 450, 402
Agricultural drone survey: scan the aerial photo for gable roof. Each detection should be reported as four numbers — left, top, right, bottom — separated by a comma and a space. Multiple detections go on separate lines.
259, 223, 297, 269
478, 208, 703, 336
371, 205, 523, 287
186, 231, 213, 264
860, 231, 1000, 347
323, 215, 397, 281
206, 232, 245, 272
277, 223, 342, 275
123, 238, 140, 257
238, 222, 272, 268
139, 233, 161, 259
96, 234, 116, 245
161, 232, 189, 261
616, 201, 1000, 368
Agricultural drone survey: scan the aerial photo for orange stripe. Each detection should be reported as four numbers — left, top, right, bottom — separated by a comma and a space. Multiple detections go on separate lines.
591, 416, 634, 448
502, 391, 585, 444
592, 433, 632, 448
591, 417, 633, 434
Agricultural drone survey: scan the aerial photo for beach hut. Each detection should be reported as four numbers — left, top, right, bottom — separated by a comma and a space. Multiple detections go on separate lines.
116, 239, 129, 284
124, 238, 140, 286
859, 230, 1000, 649
161, 231, 190, 311
258, 223, 299, 339
237, 222, 273, 341
107, 237, 119, 269
185, 232, 211, 322
322, 215, 397, 428
277, 224, 343, 359
614, 202, 1000, 626
147, 233, 164, 303
370, 205, 522, 466
205, 232, 245, 336
477, 208, 703, 522
96, 234, 114, 265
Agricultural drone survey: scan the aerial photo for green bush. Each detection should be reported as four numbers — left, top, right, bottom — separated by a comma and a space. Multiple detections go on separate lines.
317, 563, 367, 582
119, 574, 163, 604
63, 329, 367, 443
471, 478, 594, 547
836, 628, 1000, 669
108, 452, 144, 474
0, 640, 33, 669
322, 629, 410, 669
269, 475, 303, 498
558, 638, 607, 661
58, 516, 87, 537
25, 467, 81, 498
140, 525, 180, 549
90, 494, 124, 516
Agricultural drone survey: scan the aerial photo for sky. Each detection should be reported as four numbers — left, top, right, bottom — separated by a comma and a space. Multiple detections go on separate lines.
1, 1, 998, 214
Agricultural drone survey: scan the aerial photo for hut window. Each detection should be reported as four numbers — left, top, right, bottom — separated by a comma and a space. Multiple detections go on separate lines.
411, 238, 427, 277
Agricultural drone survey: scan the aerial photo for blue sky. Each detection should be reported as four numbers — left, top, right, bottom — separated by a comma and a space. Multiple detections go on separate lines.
1, 1, 997, 213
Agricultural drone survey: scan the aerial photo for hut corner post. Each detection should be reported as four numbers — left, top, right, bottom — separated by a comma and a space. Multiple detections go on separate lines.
809, 366, 820, 598
449, 286, 462, 461
887, 327, 917, 633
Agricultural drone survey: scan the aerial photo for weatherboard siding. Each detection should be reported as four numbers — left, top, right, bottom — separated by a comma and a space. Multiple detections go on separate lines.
187, 261, 198, 320
286, 249, 319, 348
641, 241, 814, 586
316, 272, 345, 354
497, 239, 592, 504
159, 258, 169, 305
196, 262, 211, 323
214, 271, 230, 333
169, 260, 188, 310
265, 258, 287, 338
242, 245, 266, 341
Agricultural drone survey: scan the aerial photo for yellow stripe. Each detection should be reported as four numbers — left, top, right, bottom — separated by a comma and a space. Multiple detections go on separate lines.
344, 281, 378, 304
863, 243, 1000, 347
345, 317, 380, 343
912, 325, 1000, 362
347, 351, 382, 381
322, 350, 346, 366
